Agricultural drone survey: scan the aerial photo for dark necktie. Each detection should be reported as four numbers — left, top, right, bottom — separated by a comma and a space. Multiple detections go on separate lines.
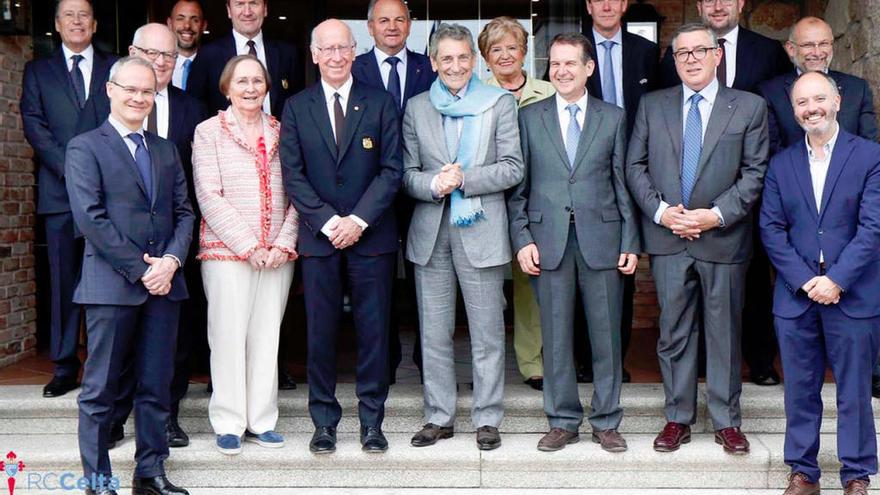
681, 93, 703, 207
147, 97, 158, 135
181, 59, 192, 91
717, 38, 727, 87
126, 133, 153, 203
333, 92, 345, 150
70, 54, 86, 109
247, 40, 257, 58
386, 56, 402, 110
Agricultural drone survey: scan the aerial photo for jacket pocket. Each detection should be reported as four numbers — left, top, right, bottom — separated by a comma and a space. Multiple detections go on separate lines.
602, 208, 621, 222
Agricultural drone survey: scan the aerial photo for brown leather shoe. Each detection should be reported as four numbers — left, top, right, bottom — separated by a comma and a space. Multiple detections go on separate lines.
537, 427, 579, 452
592, 429, 628, 452
410, 423, 454, 447
783, 472, 820, 495
476, 425, 501, 450
715, 427, 750, 455
844, 478, 870, 495
653, 422, 691, 452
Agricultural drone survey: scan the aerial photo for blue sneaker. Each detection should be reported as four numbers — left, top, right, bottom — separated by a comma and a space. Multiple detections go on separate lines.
216, 434, 242, 455
244, 430, 285, 448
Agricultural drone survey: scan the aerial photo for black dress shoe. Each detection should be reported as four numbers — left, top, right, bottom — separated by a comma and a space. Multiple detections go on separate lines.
524, 377, 543, 391
360, 426, 388, 453
43, 375, 79, 398
576, 367, 593, 384
278, 367, 297, 390
872, 376, 880, 399
166, 419, 189, 448
310, 426, 337, 454
85, 488, 118, 495
108, 423, 124, 450
751, 368, 781, 386
131, 475, 189, 495
622, 368, 632, 383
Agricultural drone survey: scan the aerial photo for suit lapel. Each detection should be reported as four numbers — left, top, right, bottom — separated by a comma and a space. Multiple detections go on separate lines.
782, 71, 796, 105
428, 105, 451, 164
167, 87, 183, 143
145, 132, 161, 207
100, 122, 150, 201
308, 85, 339, 161
695, 88, 737, 179
49, 49, 79, 109
792, 145, 819, 222
733, 31, 752, 90
621, 35, 639, 111
662, 88, 684, 164
571, 99, 603, 176
539, 98, 570, 171
265, 40, 281, 110
404, 50, 426, 102
338, 83, 367, 164
363, 48, 384, 89
88, 50, 112, 102
818, 132, 855, 224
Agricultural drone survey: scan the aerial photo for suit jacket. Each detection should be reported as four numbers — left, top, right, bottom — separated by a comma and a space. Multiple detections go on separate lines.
21, 47, 117, 214
65, 121, 195, 305
402, 91, 524, 268
759, 129, 880, 319
509, 95, 640, 271
279, 79, 402, 257
625, 85, 769, 263
759, 70, 878, 155
352, 48, 436, 112
186, 33, 303, 118
660, 26, 792, 95
585, 29, 660, 138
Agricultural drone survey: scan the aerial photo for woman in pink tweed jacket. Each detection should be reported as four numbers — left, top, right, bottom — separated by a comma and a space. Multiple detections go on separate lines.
191, 56, 297, 455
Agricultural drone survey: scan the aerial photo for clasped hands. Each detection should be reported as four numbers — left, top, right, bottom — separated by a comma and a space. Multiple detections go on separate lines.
660, 204, 721, 240
141, 254, 178, 296
434, 163, 464, 197
248, 246, 296, 271
517, 243, 638, 276
328, 216, 364, 250
801, 276, 842, 305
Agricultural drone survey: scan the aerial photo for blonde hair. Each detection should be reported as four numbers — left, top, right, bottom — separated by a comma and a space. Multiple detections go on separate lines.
478, 17, 528, 60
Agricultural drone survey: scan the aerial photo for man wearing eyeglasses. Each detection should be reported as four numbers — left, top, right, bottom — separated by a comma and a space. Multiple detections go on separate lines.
626, 23, 768, 455
76, 23, 207, 453
20, 0, 117, 400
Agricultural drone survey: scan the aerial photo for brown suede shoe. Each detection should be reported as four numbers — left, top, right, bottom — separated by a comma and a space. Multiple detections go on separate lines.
410, 423, 454, 447
783, 472, 820, 495
715, 427, 750, 455
653, 422, 691, 452
476, 425, 501, 450
537, 427, 579, 452
844, 478, 870, 495
592, 429, 628, 453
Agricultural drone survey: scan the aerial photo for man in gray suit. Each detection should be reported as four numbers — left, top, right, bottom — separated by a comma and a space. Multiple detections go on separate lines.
625, 23, 768, 455
402, 23, 524, 451
509, 32, 639, 453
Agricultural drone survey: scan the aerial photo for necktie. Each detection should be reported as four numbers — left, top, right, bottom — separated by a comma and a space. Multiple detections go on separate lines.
599, 40, 617, 106
333, 92, 345, 150
70, 54, 86, 109
127, 133, 153, 203
181, 59, 192, 91
443, 95, 461, 160
681, 93, 704, 207
717, 38, 727, 87
247, 40, 257, 57
386, 56, 402, 110
565, 103, 581, 167
147, 98, 158, 135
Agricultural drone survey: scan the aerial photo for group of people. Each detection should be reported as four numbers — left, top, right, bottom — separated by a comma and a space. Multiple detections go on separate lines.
18, 0, 880, 495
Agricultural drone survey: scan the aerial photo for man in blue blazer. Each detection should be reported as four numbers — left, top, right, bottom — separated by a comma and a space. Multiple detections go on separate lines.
280, 19, 402, 455
186, 0, 303, 119
66, 57, 194, 495
760, 71, 880, 495
20, 0, 116, 398
352, 0, 436, 383
759, 17, 877, 156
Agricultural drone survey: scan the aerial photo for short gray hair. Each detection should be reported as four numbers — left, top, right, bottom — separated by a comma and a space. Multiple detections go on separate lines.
109, 56, 157, 88
671, 22, 718, 51
367, 0, 410, 22
309, 20, 356, 49
789, 70, 840, 103
429, 23, 476, 60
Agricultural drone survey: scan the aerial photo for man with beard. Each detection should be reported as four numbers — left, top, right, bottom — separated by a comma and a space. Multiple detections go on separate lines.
760, 70, 880, 495
167, 0, 207, 91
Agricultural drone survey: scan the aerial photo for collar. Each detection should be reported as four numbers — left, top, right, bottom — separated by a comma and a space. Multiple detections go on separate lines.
718, 25, 739, 46
156, 86, 168, 99
62, 43, 94, 63
108, 114, 144, 139
232, 30, 264, 51
555, 90, 588, 115
806, 121, 840, 159
592, 27, 623, 46
796, 67, 830, 75
321, 76, 354, 103
373, 46, 408, 68
682, 77, 720, 106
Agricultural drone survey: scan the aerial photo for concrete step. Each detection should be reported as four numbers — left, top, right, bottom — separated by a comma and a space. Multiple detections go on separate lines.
5, 490, 861, 495
0, 432, 866, 490
1, 383, 877, 435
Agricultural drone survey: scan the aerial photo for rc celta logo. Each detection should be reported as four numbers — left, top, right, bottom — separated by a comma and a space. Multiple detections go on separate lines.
0, 451, 24, 495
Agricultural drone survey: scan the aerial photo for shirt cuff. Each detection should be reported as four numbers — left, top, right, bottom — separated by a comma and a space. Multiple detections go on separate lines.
711, 206, 725, 228
320, 215, 341, 237
430, 175, 442, 199
653, 201, 670, 225
349, 215, 368, 230
162, 254, 181, 268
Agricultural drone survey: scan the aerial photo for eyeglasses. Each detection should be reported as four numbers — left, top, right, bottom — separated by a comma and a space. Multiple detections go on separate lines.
672, 46, 718, 63
313, 44, 355, 57
700, 0, 737, 5
795, 41, 833, 50
109, 81, 157, 99
132, 45, 179, 62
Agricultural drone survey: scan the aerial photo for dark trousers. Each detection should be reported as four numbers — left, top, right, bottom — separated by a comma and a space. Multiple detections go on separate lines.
389, 196, 422, 382
78, 298, 180, 479
44, 212, 83, 379
302, 250, 394, 428
742, 236, 777, 376
776, 305, 880, 485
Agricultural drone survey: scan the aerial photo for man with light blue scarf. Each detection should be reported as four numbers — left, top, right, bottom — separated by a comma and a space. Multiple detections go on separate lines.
402, 23, 524, 451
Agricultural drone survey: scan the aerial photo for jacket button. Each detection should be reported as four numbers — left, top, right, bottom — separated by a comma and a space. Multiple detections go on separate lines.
818, 229, 824, 235
569, 178, 575, 184
148, 240, 155, 245
564, 206, 571, 212
151, 210, 157, 216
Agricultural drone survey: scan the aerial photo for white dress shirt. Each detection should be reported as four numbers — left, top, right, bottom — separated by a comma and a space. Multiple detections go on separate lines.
232, 30, 271, 114
593, 28, 624, 108
374, 46, 408, 107
556, 91, 588, 149
172, 52, 197, 90
807, 122, 840, 262
62, 43, 94, 99
718, 25, 738, 88
143, 86, 169, 139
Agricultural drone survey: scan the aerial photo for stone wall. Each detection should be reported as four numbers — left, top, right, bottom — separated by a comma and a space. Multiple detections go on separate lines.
0, 36, 37, 368
826, 0, 880, 121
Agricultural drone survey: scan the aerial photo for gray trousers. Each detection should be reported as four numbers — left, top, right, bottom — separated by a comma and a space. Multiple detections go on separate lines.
651, 252, 747, 429
534, 224, 624, 432
414, 210, 506, 429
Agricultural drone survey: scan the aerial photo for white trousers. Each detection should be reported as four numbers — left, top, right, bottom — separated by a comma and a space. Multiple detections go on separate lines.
202, 260, 295, 436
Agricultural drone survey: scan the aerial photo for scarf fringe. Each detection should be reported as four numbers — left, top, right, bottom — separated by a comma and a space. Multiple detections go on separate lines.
451, 208, 485, 227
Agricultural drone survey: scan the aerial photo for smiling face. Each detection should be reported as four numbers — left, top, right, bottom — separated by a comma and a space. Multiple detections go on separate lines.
549, 42, 594, 102
311, 19, 356, 88
367, 0, 411, 55
485, 33, 525, 80
108, 63, 157, 130
587, 0, 627, 37
227, 0, 267, 39
786, 19, 834, 73
226, 58, 268, 114
697, 0, 744, 36
167, 0, 206, 55
129, 24, 177, 91
55, 0, 97, 53
792, 72, 840, 138
673, 30, 721, 92
431, 38, 475, 95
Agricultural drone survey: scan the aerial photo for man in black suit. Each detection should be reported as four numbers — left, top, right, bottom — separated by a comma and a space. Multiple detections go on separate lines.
77, 23, 208, 451
186, 0, 303, 119
352, 0, 436, 383
280, 19, 402, 454
20, 0, 116, 398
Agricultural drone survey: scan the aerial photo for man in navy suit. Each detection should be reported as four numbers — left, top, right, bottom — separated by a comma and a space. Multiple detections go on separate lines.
760, 71, 880, 495
186, 0, 303, 119
66, 56, 194, 495
280, 19, 402, 454
77, 23, 208, 451
352, 0, 436, 383
20, 0, 116, 398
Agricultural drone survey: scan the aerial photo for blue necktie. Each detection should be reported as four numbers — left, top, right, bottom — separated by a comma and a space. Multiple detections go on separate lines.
127, 133, 153, 203
565, 103, 581, 167
386, 56, 402, 110
599, 40, 617, 106
70, 54, 86, 109
443, 96, 461, 160
681, 93, 704, 207
181, 59, 192, 91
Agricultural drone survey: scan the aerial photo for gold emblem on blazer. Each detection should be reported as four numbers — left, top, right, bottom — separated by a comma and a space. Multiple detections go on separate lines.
281, 78, 289, 90
362, 137, 374, 150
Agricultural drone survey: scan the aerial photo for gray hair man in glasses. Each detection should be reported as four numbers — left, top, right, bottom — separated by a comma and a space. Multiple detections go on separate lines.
626, 22, 768, 456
